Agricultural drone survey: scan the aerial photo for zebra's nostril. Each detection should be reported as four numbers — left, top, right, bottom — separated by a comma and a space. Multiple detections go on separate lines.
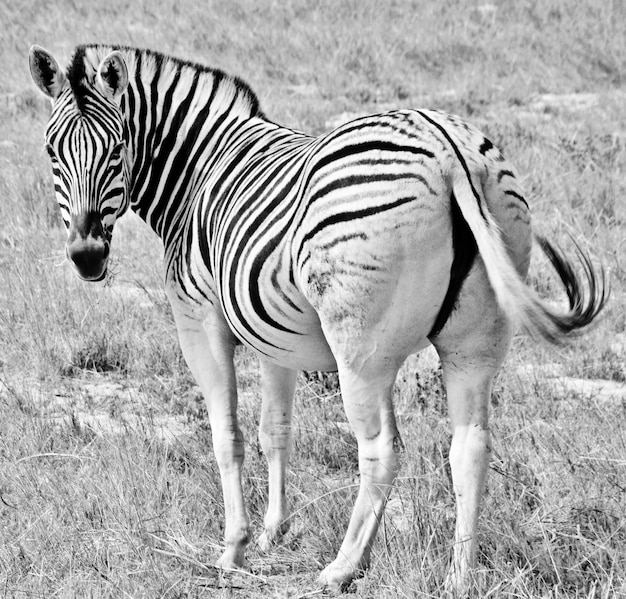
66, 236, 109, 281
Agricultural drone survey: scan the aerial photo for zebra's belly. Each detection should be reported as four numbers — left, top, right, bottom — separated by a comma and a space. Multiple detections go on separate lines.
226, 301, 339, 371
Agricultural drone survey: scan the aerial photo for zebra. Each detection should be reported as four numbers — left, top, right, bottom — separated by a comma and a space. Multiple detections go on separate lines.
29, 44, 606, 593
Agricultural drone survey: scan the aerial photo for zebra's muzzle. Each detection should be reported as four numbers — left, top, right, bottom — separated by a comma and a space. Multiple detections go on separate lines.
66, 212, 110, 282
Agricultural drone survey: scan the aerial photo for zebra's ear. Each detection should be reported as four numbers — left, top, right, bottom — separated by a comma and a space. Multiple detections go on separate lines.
29, 45, 66, 100
96, 51, 129, 101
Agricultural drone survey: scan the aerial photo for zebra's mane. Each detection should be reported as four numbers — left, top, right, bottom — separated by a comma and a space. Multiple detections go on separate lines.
66, 44, 264, 118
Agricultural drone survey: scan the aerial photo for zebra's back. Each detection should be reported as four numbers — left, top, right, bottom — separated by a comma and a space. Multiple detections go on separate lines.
177, 109, 532, 370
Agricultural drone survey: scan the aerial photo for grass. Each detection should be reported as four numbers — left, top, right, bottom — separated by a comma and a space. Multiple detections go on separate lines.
1, 0, 625, 596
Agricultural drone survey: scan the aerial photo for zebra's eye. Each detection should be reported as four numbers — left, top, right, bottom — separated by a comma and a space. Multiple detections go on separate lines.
110, 143, 125, 160
45, 144, 56, 160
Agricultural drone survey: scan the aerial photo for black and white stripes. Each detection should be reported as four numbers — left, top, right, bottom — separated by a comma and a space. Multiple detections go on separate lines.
30, 43, 607, 591
36, 44, 539, 359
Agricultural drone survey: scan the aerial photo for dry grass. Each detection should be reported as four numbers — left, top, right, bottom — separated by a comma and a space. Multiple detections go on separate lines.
0, 0, 625, 597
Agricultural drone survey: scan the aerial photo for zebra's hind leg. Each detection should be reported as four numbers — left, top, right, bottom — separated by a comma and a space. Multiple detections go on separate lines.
169, 300, 251, 570
431, 269, 513, 593
318, 361, 402, 592
437, 355, 498, 593
257, 360, 297, 551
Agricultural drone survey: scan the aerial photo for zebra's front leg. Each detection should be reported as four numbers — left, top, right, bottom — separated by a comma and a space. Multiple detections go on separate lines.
319, 364, 401, 591
170, 302, 250, 570
257, 360, 297, 551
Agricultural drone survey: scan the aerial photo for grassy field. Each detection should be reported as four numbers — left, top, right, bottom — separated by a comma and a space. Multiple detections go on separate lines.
1, 0, 625, 597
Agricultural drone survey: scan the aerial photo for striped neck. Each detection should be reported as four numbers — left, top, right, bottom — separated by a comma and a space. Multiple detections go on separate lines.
69, 44, 264, 241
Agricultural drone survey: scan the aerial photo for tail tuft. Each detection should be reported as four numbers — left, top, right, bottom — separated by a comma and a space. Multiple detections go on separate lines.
532, 234, 609, 343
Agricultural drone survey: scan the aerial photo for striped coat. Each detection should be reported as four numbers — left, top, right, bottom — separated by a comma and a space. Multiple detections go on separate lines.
29, 44, 606, 593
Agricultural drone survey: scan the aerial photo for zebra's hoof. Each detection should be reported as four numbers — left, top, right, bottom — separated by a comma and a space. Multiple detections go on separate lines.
318, 561, 360, 594
257, 520, 290, 552
444, 570, 471, 597
215, 548, 247, 572
256, 531, 273, 552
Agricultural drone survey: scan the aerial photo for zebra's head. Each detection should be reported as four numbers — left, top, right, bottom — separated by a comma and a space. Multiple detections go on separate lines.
29, 45, 130, 281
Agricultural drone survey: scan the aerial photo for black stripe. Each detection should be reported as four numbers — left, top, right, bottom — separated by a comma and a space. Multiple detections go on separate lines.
308, 172, 427, 207
415, 110, 487, 221
318, 232, 369, 251
314, 140, 435, 173
270, 252, 303, 314
504, 189, 529, 209
428, 191, 477, 338
66, 46, 89, 112
478, 137, 493, 155
128, 53, 147, 192
183, 226, 211, 302
197, 209, 213, 279
300, 195, 416, 249
497, 169, 515, 182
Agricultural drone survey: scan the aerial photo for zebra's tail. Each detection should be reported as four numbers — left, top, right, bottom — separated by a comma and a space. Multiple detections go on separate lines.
450, 167, 608, 344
